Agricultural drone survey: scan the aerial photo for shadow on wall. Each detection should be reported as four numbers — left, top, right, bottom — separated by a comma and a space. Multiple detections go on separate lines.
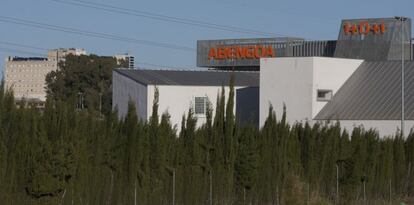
236, 87, 259, 127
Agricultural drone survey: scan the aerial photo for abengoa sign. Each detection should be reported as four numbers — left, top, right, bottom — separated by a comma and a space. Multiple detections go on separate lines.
197, 38, 304, 67
208, 45, 275, 60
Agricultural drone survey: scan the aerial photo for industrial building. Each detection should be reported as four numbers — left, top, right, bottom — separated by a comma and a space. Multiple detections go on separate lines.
113, 69, 259, 130
259, 17, 414, 136
259, 57, 414, 136
113, 17, 414, 136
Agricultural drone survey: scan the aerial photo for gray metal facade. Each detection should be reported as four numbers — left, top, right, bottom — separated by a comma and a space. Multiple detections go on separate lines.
334, 17, 412, 61
112, 71, 148, 120
197, 38, 336, 68
114, 69, 259, 86
412, 41, 414, 60
291, 40, 336, 57
315, 61, 414, 120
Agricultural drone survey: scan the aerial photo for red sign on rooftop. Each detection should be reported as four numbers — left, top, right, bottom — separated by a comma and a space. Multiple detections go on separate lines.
343, 21, 385, 35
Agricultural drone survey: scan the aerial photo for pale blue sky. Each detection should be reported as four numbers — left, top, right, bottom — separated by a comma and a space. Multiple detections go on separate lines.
0, 0, 413, 77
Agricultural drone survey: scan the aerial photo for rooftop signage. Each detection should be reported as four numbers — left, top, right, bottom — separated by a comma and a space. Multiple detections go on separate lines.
208, 45, 275, 60
343, 21, 385, 35
335, 17, 412, 61
197, 38, 305, 68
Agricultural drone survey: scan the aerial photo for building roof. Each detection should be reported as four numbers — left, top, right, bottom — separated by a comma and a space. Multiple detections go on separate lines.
114, 69, 259, 87
315, 61, 414, 120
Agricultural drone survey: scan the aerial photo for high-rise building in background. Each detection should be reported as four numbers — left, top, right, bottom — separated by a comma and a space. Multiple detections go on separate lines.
47, 48, 86, 61
114, 53, 134, 69
4, 48, 86, 105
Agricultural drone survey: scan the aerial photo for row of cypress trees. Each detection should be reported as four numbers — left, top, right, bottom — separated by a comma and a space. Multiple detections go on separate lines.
0, 81, 413, 205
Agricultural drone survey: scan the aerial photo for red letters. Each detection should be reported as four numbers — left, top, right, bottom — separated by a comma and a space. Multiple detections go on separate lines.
359, 22, 370, 35
343, 21, 386, 35
208, 45, 275, 60
208, 48, 216, 60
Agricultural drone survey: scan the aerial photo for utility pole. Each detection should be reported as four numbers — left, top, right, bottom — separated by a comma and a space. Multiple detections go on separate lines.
243, 187, 246, 205
209, 169, 212, 205
389, 179, 392, 204
363, 180, 366, 204
77, 92, 82, 109
173, 170, 175, 205
335, 160, 345, 205
207, 149, 212, 205
165, 167, 175, 205
99, 93, 103, 116
78, 92, 84, 110
395, 16, 408, 138
134, 178, 137, 205
307, 182, 310, 205
336, 163, 339, 205
361, 176, 366, 205
200, 143, 213, 205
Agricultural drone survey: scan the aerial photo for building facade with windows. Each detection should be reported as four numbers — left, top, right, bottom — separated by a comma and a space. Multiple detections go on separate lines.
114, 53, 135, 69
112, 69, 259, 131
4, 57, 56, 102
4, 48, 86, 103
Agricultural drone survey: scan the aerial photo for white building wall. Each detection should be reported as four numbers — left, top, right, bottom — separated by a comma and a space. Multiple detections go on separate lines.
259, 57, 362, 127
147, 85, 243, 131
260, 57, 314, 126
259, 56, 413, 137
333, 120, 414, 137
311, 57, 363, 118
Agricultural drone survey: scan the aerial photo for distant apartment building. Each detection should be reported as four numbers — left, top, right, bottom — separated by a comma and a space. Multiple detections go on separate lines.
114, 53, 135, 69
4, 48, 86, 102
48, 48, 86, 61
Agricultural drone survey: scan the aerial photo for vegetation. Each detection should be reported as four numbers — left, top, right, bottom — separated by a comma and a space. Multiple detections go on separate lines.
1, 64, 414, 204
45, 54, 127, 115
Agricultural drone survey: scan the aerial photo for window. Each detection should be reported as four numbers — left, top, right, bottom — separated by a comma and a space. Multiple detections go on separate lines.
194, 97, 207, 115
317, 89, 333, 101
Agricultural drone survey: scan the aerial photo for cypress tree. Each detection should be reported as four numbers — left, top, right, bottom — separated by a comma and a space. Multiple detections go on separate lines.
235, 124, 258, 204
393, 135, 406, 195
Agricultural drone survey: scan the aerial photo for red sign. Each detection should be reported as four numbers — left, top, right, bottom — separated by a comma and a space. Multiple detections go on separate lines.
208, 45, 275, 60
343, 21, 385, 35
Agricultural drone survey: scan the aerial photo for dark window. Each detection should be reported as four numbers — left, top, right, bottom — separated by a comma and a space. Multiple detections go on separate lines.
317, 89, 333, 101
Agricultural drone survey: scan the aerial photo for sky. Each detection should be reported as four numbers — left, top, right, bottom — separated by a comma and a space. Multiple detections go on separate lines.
0, 0, 413, 77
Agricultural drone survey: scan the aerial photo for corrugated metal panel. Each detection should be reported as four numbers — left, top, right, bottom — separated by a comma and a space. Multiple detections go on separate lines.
114, 69, 259, 87
315, 61, 414, 120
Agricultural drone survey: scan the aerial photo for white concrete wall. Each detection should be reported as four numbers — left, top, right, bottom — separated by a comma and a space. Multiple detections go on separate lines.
311, 57, 363, 118
147, 85, 244, 132
260, 57, 314, 126
259, 57, 362, 127
318, 120, 414, 137
259, 56, 413, 137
